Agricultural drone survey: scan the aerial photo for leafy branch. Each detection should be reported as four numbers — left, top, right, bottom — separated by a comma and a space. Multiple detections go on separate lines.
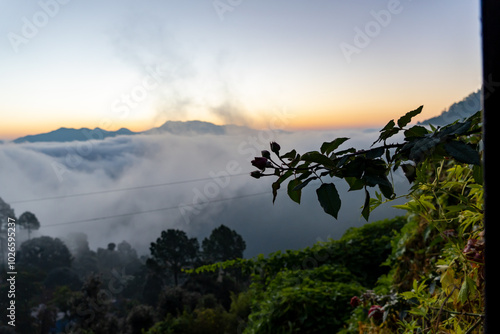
250, 106, 482, 221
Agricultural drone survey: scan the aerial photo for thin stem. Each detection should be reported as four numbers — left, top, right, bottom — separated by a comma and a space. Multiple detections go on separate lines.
430, 307, 484, 318
465, 316, 483, 334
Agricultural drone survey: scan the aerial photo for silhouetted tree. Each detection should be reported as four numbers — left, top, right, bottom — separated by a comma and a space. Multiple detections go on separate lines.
18, 211, 40, 239
117, 240, 142, 274
44, 267, 82, 290
156, 286, 201, 318
0, 197, 16, 269
63, 232, 99, 278
142, 271, 163, 306
68, 274, 121, 334
126, 304, 156, 334
97, 242, 121, 276
18, 236, 72, 272
148, 229, 199, 286
32, 304, 57, 334
202, 224, 246, 263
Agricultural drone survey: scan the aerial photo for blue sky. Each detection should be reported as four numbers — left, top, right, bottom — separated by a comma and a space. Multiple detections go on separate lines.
0, 0, 481, 139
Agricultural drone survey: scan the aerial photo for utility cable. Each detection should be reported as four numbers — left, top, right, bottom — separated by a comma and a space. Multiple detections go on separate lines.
10, 172, 250, 204
40, 191, 270, 228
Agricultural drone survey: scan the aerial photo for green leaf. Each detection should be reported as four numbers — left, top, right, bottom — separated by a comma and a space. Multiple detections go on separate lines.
361, 188, 370, 221
293, 176, 317, 191
393, 203, 411, 210
373, 120, 399, 145
405, 136, 442, 162
404, 125, 428, 139
439, 120, 471, 137
341, 157, 365, 178
397, 105, 423, 128
272, 170, 293, 203
365, 147, 385, 159
287, 179, 302, 204
335, 147, 357, 156
458, 277, 471, 304
381, 119, 396, 132
473, 164, 483, 185
281, 149, 297, 161
271, 181, 280, 204
401, 163, 417, 183
316, 183, 341, 219
301, 151, 335, 168
320, 137, 349, 155
378, 182, 394, 199
345, 177, 364, 191
444, 140, 480, 165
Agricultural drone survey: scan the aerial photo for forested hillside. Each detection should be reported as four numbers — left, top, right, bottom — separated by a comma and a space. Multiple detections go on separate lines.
0, 107, 483, 333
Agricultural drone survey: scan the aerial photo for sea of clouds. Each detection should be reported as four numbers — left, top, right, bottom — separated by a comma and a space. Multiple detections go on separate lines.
0, 127, 410, 258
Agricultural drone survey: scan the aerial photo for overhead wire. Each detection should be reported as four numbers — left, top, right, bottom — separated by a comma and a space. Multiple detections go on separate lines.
40, 191, 270, 228
10, 170, 273, 229
10, 172, 250, 204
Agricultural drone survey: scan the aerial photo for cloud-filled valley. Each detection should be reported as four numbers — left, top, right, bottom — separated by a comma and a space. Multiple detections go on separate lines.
0, 127, 410, 258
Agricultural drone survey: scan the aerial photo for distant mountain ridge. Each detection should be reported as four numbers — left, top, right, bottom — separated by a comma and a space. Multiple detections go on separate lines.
9, 90, 483, 144
419, 89, 482, 126
11, 120, 253, 144
13, 127, 135, 144
142, 120, 226, 136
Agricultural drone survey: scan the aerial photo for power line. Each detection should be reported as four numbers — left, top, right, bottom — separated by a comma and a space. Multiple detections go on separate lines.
10, 172, 250, 204
40, 191, 270, 228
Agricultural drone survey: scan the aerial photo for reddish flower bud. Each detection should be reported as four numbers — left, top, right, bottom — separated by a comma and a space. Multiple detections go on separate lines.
251, 157, 268, 170
270, 141, 281, 154
261, 150, 271, 159
463, 237, 484, 263
463, 239, 477, 255
250, 171, 262, 179
368, 305, 384, 321
442, 229, 456, 240
350, 296, 360, 308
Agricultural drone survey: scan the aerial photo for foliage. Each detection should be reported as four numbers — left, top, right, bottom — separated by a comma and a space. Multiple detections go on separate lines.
244, 265, 365, 333
191, 217, 406, 333
67, 274, 121, 334
342, 118, 484, 332
392, 161, 484, 333
248, 107, 483, 333
148, 229, 200, 286
18, 235, 73, 272
17, 211, 41, 239
251, 107, 481, 221
202, 224, 246, 263
191, 217, 405, 288
125, 304, 157, 334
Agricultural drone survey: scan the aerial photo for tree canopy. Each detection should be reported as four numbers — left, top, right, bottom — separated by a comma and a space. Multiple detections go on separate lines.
202, 224, 246, 263
18, 211, 40, 239
18, 236, 72, 272
148, 229, 200, 286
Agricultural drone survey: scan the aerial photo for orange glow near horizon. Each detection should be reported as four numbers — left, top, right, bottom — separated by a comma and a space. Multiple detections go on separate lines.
0, 95, 472, 141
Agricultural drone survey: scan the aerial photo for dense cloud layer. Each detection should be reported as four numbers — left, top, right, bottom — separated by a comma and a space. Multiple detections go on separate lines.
0, 128, 409, 258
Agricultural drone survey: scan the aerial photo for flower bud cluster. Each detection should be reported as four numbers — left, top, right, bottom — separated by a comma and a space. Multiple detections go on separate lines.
462, 231, 485, 263
249, 142, 281, 179
350, 290, 388, 323
368, 305, 384, 321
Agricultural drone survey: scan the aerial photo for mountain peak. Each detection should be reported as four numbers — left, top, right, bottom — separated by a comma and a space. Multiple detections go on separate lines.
13, 127, 136, 144
10, 120, 256, 143
145, 120, 226, 136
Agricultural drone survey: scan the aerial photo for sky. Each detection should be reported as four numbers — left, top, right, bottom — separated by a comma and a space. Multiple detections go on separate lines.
0, 0, 482, 140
